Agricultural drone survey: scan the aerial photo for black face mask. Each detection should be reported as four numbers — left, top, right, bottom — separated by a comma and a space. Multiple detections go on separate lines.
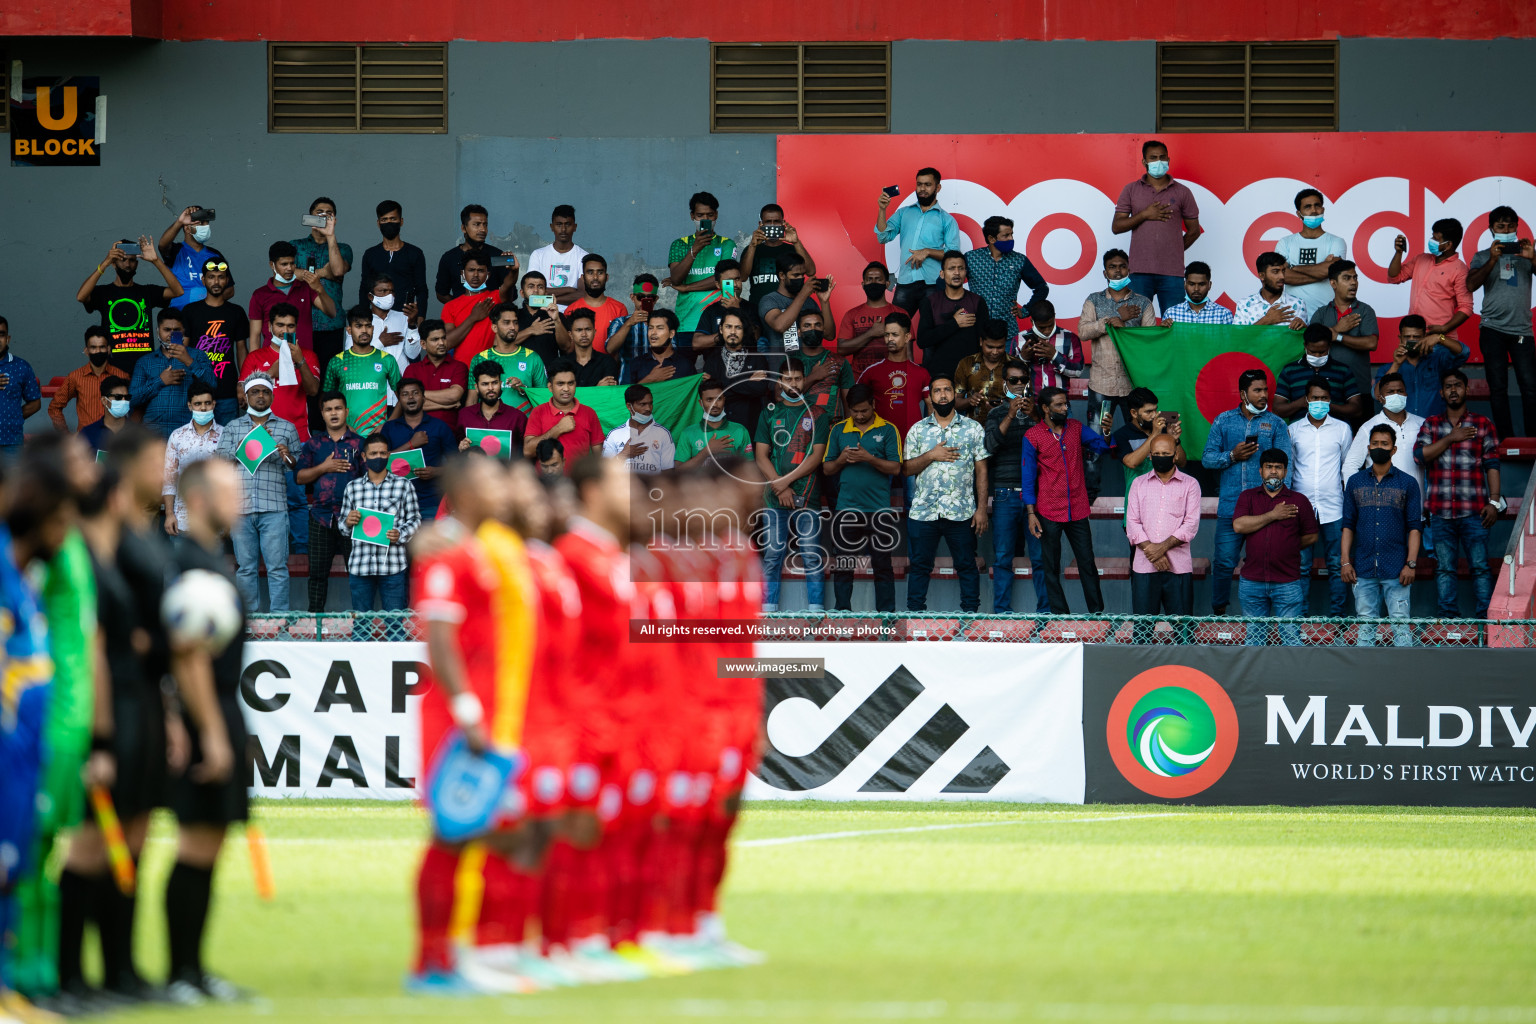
931, 398, 954, 417
1369, 448, 1394, 465
1150, 454, 1176, 474
379, 222, 402, 240
862, 282, 887, 302
1048, 410, 1068, 425
88, 352, 110, 368
799, 329, 823, 350
784, 276, 806, 292
365, 456, 388, 473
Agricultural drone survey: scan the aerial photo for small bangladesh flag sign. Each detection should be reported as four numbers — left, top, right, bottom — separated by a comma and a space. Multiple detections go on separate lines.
236, 424, 278, 475
466, 428, 514, 461
388, 448, 425, 478
1110, 323, 1304, 457
351, 507, 395, 547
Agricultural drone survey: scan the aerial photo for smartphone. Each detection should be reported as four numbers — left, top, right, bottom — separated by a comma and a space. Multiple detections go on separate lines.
763, 223, 785, 240
812, 277, 829, 293
118, 242, 141, 256
722, 279, 736, 298
882, 185, 901, 198
301, 214, 329, 228
1163, 411, 1181, 431
529, 294, 554, 309
697, 218, 714, 235
169, 329, 184, 347
636, 295, 658, 312
306, 256, 317, 272
189, 207, 216, 222
490, 254, 518, 268
1245, 434, 1259, 446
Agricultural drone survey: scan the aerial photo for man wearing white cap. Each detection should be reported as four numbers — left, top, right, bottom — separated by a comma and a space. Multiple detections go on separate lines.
215, 371, 301, 611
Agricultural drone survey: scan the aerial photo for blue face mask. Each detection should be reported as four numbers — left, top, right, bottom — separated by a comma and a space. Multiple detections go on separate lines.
462, 276, 488, 293
1301, 215, 1325, 230
1106, 275, 1131, 291
632, 412, 654, 425
1186, 291, 1205, 305
1146, 159, 1170, 178
107, 399, 131, 419
1427, 237, 1442, 255
1308, 400, 1330, 420
192, 409, 216, 426
1263, 477, 1283, 493
993, 239, 1016, 255
1495, 232, 1520, 245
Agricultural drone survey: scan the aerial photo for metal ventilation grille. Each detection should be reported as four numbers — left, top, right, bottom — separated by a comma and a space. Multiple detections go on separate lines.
713, 43, 890, 134
1158, 42, 1337, 133
269, 43, 447, 134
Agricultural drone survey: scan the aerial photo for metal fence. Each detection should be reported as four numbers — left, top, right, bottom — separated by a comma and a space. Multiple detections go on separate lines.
245, 611, 1536, 647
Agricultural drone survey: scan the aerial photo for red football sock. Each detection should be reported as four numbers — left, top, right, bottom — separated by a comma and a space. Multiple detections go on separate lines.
665, 817, 702, 936
570, 843, 611, 943
540, 839, 575, 951
693, 815, 733, 917
638, 820, 671, 936
606, 820, 649, 946
477, 854, 534, 948
414, 843, 460, 974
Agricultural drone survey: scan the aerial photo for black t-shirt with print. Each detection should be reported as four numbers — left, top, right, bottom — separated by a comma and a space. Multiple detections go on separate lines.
178, 300, 250, 401
84, 282, 170, 374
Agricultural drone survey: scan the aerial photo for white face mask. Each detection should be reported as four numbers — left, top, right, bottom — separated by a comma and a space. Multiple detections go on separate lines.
1244, 401, 1265, 416
1383, 393, 1408, 414
1031, 324, 1053, 340
462, 276, 488, 294
192, 224, 212, 243
273, 268, 295, 286
373, 292, 396, 311
632, 412, 654, 425
704, 410, 726, 423
1305, 353, 1328, 368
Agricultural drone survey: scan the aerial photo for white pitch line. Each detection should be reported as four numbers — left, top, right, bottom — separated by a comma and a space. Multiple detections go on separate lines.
735, 812, 1175, 849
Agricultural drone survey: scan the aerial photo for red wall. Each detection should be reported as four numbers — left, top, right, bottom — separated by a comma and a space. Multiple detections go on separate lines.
7, 0, 1535, 41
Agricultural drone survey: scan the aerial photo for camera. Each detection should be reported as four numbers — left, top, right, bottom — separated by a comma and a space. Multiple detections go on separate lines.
764, 223, 785, 240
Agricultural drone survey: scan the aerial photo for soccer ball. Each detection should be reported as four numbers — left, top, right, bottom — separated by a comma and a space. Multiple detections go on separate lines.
162, 569, 243, 655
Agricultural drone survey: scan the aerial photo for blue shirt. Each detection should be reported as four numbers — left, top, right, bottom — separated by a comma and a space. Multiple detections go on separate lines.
0, 353, 41, 446
162, 241, 224, 309
128, 347, 216, 436
1201, 406, 1294, 519
875, 204, 963, 286
381, 415, 457, 505
79, 418, 116, 455
1376, 344, 1468, 420
1342, 465, 1422, 580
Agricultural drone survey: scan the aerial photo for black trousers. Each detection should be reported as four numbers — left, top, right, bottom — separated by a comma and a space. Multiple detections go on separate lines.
1479, 326, 1536, 440
829, 509, 896, 612
307, 518, 349, 612
308, 328, 347, 431
1130, 569, 1194, 642
892, 281, 931, 318
1036, 515, 1104, 614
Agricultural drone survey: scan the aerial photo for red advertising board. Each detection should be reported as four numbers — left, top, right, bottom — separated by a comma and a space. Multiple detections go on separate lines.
776, 133, 1536, 362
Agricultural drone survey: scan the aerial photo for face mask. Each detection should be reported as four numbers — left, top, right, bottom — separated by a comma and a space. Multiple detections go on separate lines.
993, 239, 1016, 254
862, 282, 886, 302
1048, 409, 1068, 425
1106, 275, 1130, 291
365, 456, 388, 474
1185, 291, 1205, 306
632, 412, 654, 425
462, 277, 487, 293
1495, 232, 1519, 245
785, 277, 806, 292
380, 222, 402, 240
781, 387, 802, 402
192, 224, 212, 243
1427, 238, 1442, 255
373, 292, 396, 311
273, 269, 295, 286
1032, 324, 1053, 339
799, 329, 823, 350
88, 352, 109, 368
1305, 353, 1329, 367
191, 409, 216, 426
1369, 448, 1394, 466
107, 399, 130, 418
1146, 159, 1170, 177
931, 398, 955, 417
1301, 215, 1325, 230
704, 411, 726, 424
1263, 477, 1283, 493
1383, 393, 1408, 414
1150, 454, 1176, 474
1244, 401, 1265, 416
1308, 400, 1330, 420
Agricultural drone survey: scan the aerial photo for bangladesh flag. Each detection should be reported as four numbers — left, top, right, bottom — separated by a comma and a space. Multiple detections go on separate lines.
236, 424, 278, 475
1109, 323, 1304, 456
466, 428, 514, 460
351, 507, 395, 547
523, 375, 702, 436
388, 448, 425, 478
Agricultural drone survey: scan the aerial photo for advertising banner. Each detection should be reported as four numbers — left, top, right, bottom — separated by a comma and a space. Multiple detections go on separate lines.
242, 641, 428, 800
777, 133, 1536, 360
11, 76, 101, 166
745, 643, 1085, 803
1083, 647, 1536, 806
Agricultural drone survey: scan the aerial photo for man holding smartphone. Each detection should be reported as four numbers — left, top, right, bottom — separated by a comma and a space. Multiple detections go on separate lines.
76, 234, 185, 375
742, 204, 816, 305
668, 191, 737, 352
128, 309, 216, 438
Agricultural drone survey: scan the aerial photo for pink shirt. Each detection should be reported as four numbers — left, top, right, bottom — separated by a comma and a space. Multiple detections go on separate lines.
1125, 468, 1203, 574
1114, 177, 1200, 277
1387, 253, 1474, 338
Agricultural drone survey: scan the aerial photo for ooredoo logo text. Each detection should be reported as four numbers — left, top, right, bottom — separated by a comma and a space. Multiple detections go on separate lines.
1107, 665, 1238, 798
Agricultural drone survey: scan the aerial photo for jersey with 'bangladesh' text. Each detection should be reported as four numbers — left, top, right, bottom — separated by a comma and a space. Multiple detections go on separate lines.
323, 348, 402, 436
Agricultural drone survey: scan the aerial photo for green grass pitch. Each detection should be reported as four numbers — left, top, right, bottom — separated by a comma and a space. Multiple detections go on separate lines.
107, 801, 1536, 1023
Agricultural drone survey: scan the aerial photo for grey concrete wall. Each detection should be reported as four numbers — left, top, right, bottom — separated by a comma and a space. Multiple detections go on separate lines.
892, 41, 1157, 133
1340, 38, 1536, 131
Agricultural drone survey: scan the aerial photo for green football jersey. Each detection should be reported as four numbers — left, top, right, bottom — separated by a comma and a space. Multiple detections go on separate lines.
323, 347, 401, 435
470, 346, 548, 414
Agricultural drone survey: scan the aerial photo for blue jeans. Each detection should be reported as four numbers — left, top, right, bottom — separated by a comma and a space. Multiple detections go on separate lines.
1301, 519, 1349, 616
233, 509, 291, 612
991, 489, 1050, 613
214, 397, 241, 425
1353, 577, 1414, 647
1239, 578, 1305, 645
1431, 515, 1492, 617
349, 569, 409, 611
1211, 517, 1242, 611
286, 469, 309, 555
908, 517, 980, 612
1129, 272, 1186, 316
761, 506, 825, 611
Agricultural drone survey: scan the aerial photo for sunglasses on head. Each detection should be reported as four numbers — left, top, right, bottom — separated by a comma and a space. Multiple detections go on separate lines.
203, 261, 230, 273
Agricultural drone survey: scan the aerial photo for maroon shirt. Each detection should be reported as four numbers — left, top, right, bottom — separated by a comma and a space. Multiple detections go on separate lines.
1114, 177, 1201, 277
456, 401, 528, 451
249, 279, 324, 351
405, 356, 469, 433
1234, 485, 1320, 583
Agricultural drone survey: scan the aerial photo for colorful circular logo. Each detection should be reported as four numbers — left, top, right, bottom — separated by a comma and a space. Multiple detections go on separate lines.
1106, 666, 1238, 798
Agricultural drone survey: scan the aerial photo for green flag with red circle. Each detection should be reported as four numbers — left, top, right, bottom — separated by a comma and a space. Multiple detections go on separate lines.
388, 448, 425, 478
1109, 323, 1304, 457
466, 428, 514, 461
351, 507, 395, 547
236, 423, 278, 476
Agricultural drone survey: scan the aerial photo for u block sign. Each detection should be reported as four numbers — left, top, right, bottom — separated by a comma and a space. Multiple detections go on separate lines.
12, 76, 102, 167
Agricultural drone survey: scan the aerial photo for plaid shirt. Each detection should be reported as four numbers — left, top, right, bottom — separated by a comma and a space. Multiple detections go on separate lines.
215, 413, 300, 514
1163, 299, 1234, 324
1009, 328, 1084, 392
1414, 412, 1500, 519
295, 430, 362, 526
338, 474, 421, 577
